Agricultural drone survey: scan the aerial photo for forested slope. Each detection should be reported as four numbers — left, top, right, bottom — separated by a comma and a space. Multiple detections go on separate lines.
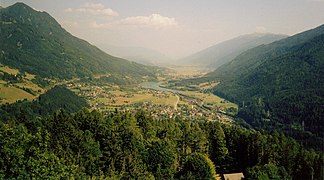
205, 24, 324, 143
0, 3, 156, 83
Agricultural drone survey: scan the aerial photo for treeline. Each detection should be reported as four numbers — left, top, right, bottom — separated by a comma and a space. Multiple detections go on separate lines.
0, 85, 88, 121
0, 71, 23, 83
0, 108, 322, 179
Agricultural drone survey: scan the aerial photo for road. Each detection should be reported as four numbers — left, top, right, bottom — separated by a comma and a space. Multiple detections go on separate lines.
174, 94, 180, 110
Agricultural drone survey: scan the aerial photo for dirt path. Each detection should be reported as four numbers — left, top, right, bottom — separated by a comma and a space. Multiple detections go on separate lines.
174, 94, 180, 110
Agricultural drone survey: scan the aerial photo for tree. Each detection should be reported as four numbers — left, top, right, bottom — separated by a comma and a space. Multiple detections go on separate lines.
0, 122, 30, 178
179, 153, 216, 180
145, 139, 178, 179
205, 122, 228, 166
247, 163, 290, 180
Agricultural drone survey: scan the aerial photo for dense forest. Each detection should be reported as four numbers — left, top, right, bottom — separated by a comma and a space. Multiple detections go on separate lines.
0, 107, 322, 179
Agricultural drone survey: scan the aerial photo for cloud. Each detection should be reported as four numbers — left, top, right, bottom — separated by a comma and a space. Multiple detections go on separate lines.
65, 3, 177, 29
91, 14, 178, 29
119, 14, 178, 27
65, 3, 119, 17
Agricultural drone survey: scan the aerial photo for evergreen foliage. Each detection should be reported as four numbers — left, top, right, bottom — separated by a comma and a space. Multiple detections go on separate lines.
0, 108, 322, 179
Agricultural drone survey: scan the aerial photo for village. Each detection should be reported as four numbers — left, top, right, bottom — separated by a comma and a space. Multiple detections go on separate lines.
66, 81, 237, 124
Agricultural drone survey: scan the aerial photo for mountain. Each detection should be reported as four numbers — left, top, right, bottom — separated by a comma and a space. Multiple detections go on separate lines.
96, 44, 173, 66
180, 33, 288, 69
0, 3, 157, 83
206, 24, 324, 142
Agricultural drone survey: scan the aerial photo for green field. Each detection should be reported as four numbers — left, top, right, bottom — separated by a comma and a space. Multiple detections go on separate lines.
0, 66, 20, 75
91, 90, 178, 107
0, 66, 45, 104
0, 81, 35, 104
181, 91, 237, 109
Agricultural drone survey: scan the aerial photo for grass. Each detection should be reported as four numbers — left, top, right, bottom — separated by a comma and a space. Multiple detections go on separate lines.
0, 83, 36, 104
24, 73, 36, 80
197, 82, 219, 90
0, 66, 20, 75
15, 81, 43, 93
92, 90, 178, 107
0, 66, 45, 104
110, 90, 127, 96
167, 66, 208, 77
180, 91, 237, 109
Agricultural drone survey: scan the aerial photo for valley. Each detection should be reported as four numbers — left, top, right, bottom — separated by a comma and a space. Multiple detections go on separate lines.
0, 63, 237, 124
0, 2, 323, 179
63, 66, 237, 124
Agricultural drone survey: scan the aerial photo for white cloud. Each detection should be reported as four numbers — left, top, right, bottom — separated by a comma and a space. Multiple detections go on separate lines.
119, 14, 178, 27
65, 3, 177, 29
91, 14, 178, 29
65, 3, 119, 17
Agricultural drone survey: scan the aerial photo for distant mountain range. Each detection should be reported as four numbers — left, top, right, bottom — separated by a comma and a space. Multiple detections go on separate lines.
206, 24, 324, 141
180, 33, 288, 69
0, 3, 157, 83
96, 44, 173, 66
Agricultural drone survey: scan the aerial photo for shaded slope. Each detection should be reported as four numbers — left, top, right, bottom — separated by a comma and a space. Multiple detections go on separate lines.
180, 33, 287, 69
206, 24, 324, 139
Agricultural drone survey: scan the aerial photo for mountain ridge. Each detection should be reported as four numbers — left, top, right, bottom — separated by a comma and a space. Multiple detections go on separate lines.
180, 33, 288, 69
0, 3, 157, 83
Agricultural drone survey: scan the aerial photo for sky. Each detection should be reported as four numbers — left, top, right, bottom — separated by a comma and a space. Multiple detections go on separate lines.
1, 0, 324, 59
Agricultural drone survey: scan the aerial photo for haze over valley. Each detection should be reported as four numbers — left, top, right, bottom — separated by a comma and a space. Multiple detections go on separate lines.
0, 1, 323, 179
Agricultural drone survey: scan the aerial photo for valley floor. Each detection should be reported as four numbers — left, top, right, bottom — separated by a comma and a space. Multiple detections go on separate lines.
65, 66, 238, 124
0, 65, 237, 124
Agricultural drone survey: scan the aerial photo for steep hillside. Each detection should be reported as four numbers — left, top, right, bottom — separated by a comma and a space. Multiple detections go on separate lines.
0, 3, 156, 83
207, 24, 324, 140
180, 33, 287, 69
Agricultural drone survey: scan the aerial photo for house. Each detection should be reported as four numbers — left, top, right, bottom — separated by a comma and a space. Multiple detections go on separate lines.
223, 173, 244, 180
